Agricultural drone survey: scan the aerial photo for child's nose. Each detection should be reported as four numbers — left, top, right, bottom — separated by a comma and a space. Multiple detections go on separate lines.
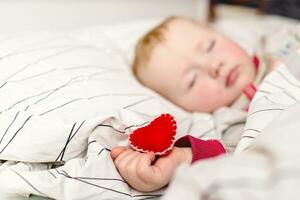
208, 61, 224, 79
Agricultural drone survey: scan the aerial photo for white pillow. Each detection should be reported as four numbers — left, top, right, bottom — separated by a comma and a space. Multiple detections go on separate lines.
0, 25, 217, 163
213, 15, 299, 55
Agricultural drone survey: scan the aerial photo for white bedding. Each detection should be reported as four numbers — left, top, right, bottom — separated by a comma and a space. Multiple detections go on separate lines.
0, 21, 225, 199
0, 16, 300, 200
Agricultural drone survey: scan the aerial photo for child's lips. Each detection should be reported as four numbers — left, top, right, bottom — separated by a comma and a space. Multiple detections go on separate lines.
226, 66, 239, 87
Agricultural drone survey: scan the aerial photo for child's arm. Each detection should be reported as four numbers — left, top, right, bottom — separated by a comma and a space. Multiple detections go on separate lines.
111, 136, 226, 192
110, 146, 192, 192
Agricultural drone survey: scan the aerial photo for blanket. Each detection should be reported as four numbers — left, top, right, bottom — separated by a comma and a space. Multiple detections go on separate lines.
0, 24, 243, 199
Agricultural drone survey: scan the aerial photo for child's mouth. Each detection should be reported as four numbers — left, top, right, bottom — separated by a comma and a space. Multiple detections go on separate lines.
226, 66, 239, 87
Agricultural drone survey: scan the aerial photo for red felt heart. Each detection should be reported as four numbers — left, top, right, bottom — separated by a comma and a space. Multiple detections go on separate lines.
129, 113, 177, 156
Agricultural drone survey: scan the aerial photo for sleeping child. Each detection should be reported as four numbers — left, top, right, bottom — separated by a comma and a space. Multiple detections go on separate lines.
110, 16, 300, 192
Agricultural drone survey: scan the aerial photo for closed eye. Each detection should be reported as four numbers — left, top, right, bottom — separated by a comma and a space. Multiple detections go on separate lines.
206, 40, 215, 53
188, 73, 197, 89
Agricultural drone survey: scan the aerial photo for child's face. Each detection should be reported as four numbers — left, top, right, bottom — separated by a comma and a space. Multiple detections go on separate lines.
137, 19, 256, 112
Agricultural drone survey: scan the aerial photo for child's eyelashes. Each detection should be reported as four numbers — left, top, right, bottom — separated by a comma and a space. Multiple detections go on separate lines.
188, 72, 198, 89
206, 40, 215, 53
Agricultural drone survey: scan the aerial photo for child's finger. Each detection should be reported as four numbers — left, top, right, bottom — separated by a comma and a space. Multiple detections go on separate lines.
110, 146, 128, 160
136, 152, 158, 182
114, 150, 139, 169
118, 152, 150, 190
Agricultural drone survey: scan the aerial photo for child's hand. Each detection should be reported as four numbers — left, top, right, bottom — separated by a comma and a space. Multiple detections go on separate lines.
110, 146, 192, 192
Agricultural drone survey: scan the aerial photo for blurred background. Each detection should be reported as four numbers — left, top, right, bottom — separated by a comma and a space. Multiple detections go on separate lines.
0, 0, 299, 33
209, 0, 300, 21
0, 0, 208, 32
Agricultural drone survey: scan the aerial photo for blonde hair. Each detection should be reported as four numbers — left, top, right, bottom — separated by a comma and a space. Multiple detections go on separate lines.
131, 16, 178, 79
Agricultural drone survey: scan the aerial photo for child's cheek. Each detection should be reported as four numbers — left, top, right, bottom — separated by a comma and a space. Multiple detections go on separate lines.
219, 43, 246, 58
227, 46, 246, 57
196, 84, 227, 106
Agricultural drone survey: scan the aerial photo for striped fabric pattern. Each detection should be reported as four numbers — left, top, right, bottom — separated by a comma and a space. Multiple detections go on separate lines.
0, 28, 223, 199
235, 49, 300, 153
